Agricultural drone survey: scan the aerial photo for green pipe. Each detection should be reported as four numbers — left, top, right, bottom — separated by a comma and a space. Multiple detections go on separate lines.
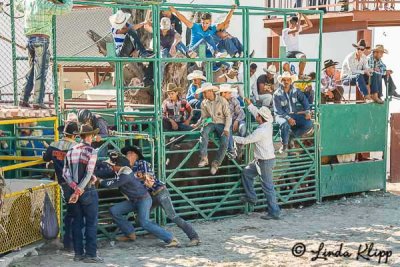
10, 0, 18, 106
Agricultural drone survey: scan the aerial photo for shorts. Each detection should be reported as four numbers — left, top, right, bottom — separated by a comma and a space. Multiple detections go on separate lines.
286, 51, 306, 59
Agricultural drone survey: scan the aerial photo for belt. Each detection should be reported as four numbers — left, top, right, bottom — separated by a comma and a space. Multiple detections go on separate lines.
27, 34, 49, 39
151, 186, 166, 196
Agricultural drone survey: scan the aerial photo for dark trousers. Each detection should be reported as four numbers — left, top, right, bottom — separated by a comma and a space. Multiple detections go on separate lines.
321, 86, 344, 104
383, 75, 397, 97
118, 29, 146, 57
163, 118, 193, 131
60, 183, 74, 250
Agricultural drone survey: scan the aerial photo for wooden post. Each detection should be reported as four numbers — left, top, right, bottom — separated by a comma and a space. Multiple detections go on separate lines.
267, 34, 280, 70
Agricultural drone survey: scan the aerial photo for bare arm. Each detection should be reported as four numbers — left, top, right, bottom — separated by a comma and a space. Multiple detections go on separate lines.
169, 6, 193, 28
216, 5, 237, 31
300, 14, 313, 31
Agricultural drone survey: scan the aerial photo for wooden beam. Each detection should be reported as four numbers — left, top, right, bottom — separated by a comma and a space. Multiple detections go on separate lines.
353, 10, 400, 23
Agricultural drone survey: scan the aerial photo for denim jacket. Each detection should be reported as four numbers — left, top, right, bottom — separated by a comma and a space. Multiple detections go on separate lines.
273, 85, 310, 120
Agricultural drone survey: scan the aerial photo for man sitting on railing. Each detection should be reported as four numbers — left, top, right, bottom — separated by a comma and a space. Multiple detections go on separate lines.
256, 65, 278, 107
162, 83, 193, 132
109, 10, 154, 58
320, 59, 345, 104
160, 9, 183, 35
169, 5, 237, 58
273, 72, 314, 154
194, 83, 231, 175
368, 44, 400, 100
186, 70, 206, 123
282, 14, 313, 79
213, 30, 244, 58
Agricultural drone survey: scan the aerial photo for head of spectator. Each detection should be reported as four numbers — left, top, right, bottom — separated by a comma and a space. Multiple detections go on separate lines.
352, 39, 370, 58
166, 83, 182, 102
187, 70, 206, 87
161, 10, 173, 18
75, 124, 99, 144
372, 44, 388, 61
124, 106, 138, 123
105, 151, 130, 172
61, 121, 78, 139
227, 65, 239, 79
121, 145, 144, 166
289, 16, 299, 28
308, 72, 316, 80
109, 10, 131, 31
219, 84, 237, 101
66, 112, 78, 123
255, 106, 273, 125
322, 59, 339, 76
200, 12, 212, 31
160, 17, 171, 33
250, 63, 258, 77
77, 109, 93, 125
263, 65, 277, 80
277, 72, 298, 92
198, 82, 219, 101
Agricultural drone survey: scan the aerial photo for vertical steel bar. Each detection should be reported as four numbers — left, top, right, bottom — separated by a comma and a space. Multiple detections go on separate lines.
52, 16, 60, 121
316, 12, 323, 202
10, 0, 18, 106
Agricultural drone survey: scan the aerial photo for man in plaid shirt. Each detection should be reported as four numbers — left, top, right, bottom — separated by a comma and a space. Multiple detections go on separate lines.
63, 124, 103, 263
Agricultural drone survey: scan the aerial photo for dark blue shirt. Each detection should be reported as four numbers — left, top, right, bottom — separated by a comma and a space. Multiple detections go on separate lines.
131, 160, 164, 194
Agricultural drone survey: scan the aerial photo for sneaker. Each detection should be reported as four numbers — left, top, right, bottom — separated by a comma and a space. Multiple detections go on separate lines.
116, 233, 136, 242
83, 256, 104, 263
19, 101, 31, 108
391, 91, 400, 98
187, 238, 201, 247
240, 196, 256, 205
198, 157, 209, 168
215, 51, 228, 58
73, 255, 85, 262
260, 213, 281, 220
165, 238, 180, 248
227, 150, 237, 160
210, 161, 219, 175
302, 127, 315, 138
140, 50, 155, 58
278, 144, 288, 154
32, 103, 49, 109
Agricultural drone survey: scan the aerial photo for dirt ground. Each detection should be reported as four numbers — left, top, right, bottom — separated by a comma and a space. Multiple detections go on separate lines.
8, 183, 400, 267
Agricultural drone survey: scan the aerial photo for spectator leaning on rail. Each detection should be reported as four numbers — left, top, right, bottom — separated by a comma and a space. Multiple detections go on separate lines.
43, 121, 78, 251
320, 59, 345, 104
234, 98, 281, 220
63, 124, 103, 263
160, 9, 182, 35
273, 72, 313, 154
194, 83, 231, 175
282, 13, 313, 79
169, 5, 237, 58
219, 84, 246, 159
97, 151, 180, 247
120, 145, 201, 247
16, 0, 73, 109
162, 83, 193, 132
368, 44, 400, 100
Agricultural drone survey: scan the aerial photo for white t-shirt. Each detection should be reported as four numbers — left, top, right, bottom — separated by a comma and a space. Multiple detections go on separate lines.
282, 26, 302, 52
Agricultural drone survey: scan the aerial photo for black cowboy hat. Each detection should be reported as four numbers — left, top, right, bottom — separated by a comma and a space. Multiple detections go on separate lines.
352, 39, 370, 49
73, 124, 99, 136
104, 151, 130, 167
322, 59, 339, 70
121, 145, 144, 160
58, 121, 78, 135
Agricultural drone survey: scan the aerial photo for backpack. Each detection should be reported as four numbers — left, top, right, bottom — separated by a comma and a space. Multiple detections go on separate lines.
40, 192, 59, 240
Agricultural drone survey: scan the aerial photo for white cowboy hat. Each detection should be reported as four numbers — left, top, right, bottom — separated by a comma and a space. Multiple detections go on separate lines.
160, 17, 171, 30
219, 84, 238, 93
258, 106, 273, 122
187, 70, 206, 81
277, 71, 298, 84
263, 65, 277, 75
109, 10, 131, 30
197, 82, 219, 94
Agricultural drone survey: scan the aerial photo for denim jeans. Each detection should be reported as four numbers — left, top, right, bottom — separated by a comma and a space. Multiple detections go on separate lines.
117, 29, 146, 57
200, 123, 229, 164
161, 42, 188, 58
60, 183, 74, 249
70, 188, 98, 257
276, 114, 313, 145
241, 159, 280, 216
153, 188, 199, 240
23, 36, 50, 104
370, 73, 382, 96
349, 74, 370, 96
109, 196, 173, 243
190, 35, 219, 56
217, 37, 243, 57
228, 120, 246, 152
163, 118, 193, 131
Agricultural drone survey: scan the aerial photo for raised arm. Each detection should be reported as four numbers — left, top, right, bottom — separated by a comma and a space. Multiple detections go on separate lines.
42, 0, 73, 16
300, 14, 313, 31
169, 6, 193, 29
216, 5, 237, 31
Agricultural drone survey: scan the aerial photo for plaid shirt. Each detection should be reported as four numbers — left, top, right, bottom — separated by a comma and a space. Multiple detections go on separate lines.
367, 54, 386, 76
132, 160, 164, 194
63, 142, 98, 191
228, 97, 245, 122
162, 98, 192, 123
15, 0, 73, 37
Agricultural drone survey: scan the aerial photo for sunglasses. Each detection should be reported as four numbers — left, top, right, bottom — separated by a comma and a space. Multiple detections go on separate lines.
357, 48, 365, 51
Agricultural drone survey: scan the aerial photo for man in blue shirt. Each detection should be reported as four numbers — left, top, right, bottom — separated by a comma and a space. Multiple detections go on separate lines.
169, 5, 237, 58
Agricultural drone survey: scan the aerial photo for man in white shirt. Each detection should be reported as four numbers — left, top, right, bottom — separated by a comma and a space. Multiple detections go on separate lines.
234, 98, 281, 220
281, 14, 313, 78
341, 39, 374, 101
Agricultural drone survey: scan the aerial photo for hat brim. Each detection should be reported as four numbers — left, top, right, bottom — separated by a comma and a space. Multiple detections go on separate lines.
352, 43, 370, 49
74, 128, 100, 136
104, 159, 116, 166
109, 13, 131, 30
372, 48, 388, 54
187, 74, 207, 81
277, 74, 298, 84
219, 88, 238, 93
199, 86, 219, 93
263, 67, 277, 75
166, 87, 183, 93
322, 62, 339, 70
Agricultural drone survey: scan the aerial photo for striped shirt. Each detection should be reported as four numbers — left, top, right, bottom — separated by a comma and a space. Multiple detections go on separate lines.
112, 23, 131, 52
63, 142, 98, 191
15, 0, 73, 37
162, 98, 192, 123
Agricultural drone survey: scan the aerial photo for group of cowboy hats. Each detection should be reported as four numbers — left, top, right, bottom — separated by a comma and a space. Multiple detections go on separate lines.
263, 65, 298, 84
352, 39, 388, 54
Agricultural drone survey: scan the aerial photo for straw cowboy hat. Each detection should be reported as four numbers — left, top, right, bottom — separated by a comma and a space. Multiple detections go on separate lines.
109, 10, 131, 30
263, 65, 277, 75
74, 124, 99, 136
372, 44, 388, 54
166, 83, 182, 93
160, 17, 171, 30
352, 39, 370, 50
322, 59, 339, 70
277, 71, 298, 84
197, 82, 219, 94
258, 106, 273, 122
219, 84, 238, 93
187, 70, 206, 81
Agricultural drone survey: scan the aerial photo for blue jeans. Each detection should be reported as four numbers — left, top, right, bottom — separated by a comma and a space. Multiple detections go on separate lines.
109, 196, 173, 243
70, 188, 98, 257
153, 188, 199, 240
370, 73, 382, 96
23, 36, 50, 104
163, 118, 193, 131
276, 114, 313, 145
190, 35, 219, 57
161, 42, 188, 58
228, 120, 246, 152
217, 37, 243, 57
349, 74, 370, 96
241, 159, 280, 216
199, 123, 228, 164
60, 183, 74, 250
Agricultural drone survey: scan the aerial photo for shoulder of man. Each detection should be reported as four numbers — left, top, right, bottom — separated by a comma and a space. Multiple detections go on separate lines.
118, 166, 133, 176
